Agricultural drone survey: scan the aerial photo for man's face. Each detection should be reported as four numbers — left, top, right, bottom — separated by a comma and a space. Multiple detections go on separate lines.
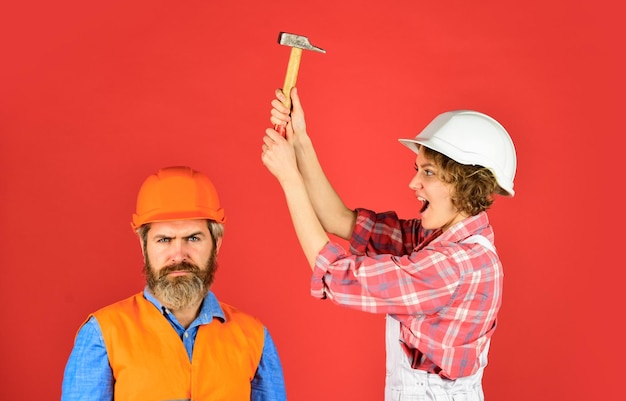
142, 219, 221, 311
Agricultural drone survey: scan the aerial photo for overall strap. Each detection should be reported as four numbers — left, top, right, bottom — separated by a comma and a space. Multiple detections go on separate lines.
462, 235, 495, 253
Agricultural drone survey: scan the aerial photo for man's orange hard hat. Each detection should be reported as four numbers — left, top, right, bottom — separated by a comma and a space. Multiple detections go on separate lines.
131, 166, 226, 230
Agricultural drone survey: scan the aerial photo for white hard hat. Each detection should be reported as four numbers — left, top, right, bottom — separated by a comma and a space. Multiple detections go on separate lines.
398, 110, 517, 196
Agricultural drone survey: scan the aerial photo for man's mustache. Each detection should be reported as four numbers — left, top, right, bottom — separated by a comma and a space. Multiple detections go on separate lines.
158, 261, 201, 278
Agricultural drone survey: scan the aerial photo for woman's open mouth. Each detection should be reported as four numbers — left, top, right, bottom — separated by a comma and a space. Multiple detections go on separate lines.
418, 197, 430, 213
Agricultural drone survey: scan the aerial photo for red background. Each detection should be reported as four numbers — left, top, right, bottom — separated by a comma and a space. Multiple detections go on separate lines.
1, 1, 623, 400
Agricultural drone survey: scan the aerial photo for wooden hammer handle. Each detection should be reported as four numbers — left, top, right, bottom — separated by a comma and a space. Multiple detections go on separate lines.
275, 47, 303, 136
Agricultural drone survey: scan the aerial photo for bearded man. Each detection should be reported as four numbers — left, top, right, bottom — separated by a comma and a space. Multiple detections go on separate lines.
61, 166, 286, 401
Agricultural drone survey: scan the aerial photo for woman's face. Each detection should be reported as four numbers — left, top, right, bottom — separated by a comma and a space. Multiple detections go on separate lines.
408, 147, 467, 231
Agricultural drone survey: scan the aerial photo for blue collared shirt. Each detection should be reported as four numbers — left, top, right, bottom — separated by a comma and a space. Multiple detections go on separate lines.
61, 289, 286, 400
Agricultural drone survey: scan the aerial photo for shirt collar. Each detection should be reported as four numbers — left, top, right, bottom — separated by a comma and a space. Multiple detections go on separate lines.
433, 211, 493, 243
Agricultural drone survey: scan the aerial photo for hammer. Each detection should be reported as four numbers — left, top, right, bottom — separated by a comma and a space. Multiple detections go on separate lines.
274, 32, 326, 136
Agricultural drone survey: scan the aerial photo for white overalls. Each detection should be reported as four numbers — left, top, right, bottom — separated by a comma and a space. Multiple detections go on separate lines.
384, 235, 495, 401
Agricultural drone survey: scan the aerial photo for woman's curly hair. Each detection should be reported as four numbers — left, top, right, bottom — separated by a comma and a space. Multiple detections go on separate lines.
421, 146, 507, 216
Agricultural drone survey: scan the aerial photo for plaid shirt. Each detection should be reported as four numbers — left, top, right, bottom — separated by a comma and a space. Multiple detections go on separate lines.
311, 209, 503, 379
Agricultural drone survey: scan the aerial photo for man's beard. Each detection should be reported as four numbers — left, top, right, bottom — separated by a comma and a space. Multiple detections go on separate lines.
144, 251, 218, 311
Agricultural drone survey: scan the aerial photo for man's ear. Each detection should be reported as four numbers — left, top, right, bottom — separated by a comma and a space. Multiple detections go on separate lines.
136, 224, 150, 259
137, 230, 146, 257
215, 237, 223, 253
139, 238, 146, 257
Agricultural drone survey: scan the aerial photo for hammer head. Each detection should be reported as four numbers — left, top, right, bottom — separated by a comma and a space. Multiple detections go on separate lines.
278, 32, 326, 53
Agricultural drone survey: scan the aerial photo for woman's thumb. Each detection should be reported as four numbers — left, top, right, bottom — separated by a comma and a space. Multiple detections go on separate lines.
291, 87, 303, 112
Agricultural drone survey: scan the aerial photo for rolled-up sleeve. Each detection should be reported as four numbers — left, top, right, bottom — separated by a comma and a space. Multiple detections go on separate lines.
311, 242, 348, 299
309, 208, 458, 316
311, 207, 413, 302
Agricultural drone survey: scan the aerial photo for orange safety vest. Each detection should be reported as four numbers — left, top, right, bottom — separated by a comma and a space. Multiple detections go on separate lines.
91, 292, 265, 401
